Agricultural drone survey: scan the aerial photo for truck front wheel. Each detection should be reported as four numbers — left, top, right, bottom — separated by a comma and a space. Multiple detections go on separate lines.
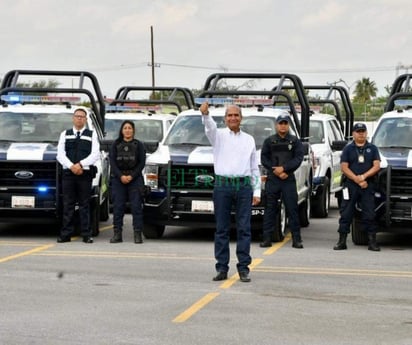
143, 224, 165, 239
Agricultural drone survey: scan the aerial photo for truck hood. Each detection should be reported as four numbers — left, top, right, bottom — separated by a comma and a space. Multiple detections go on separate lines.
0, 142, 57, 161
379, 147, 412, 168
147, 144, 262, 165
147, 145, 214, 164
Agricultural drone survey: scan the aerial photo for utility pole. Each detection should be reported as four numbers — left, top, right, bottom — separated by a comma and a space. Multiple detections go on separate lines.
151, 25, 155, 90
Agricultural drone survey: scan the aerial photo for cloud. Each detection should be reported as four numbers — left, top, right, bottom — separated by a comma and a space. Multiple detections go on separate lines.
301, 2, 347, 27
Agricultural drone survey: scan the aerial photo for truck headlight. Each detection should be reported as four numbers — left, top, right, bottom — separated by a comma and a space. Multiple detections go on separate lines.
144, 165, 159, 190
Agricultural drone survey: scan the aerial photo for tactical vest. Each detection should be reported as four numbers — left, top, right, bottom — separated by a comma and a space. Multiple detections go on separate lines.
64, 129, 93, 163
116, 140, 139, 171
270, 135, 297, 166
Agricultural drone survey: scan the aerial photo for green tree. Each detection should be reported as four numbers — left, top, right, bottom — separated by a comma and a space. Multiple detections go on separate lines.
353, 77, 378, 103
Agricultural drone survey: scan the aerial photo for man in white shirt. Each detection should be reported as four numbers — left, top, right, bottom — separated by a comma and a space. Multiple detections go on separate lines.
56, 108, 100, 243
200, 102, 261, 282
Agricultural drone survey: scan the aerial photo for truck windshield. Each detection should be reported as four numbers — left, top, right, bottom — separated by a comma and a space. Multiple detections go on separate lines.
372, 118, 412, 148
0, 112, 75, 142
105, 118, 164, 142
164, 114, 297, 149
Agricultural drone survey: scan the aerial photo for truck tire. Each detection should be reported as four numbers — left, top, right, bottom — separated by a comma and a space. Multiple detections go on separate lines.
351, 217, 368, 245
90, 199, 100, 237
143, 224, 165, 239
272, 201, 287, 242
99, 195, 110, 222
299, 188, 311, 227
312, 177, 330, 218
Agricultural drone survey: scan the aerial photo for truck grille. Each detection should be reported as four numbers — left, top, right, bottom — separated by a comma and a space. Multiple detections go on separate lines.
0, 161, 60, 209
160, 164, 215, 190
378, 167, 412, 197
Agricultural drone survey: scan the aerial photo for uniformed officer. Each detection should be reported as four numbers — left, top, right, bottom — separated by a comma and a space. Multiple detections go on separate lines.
260, 113, 305, 249
56, 108, 100, 243
109, 120, 146, 244
334, 122, 381, 251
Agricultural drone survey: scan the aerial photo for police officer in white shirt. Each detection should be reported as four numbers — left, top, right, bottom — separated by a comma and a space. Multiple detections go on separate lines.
200, 102, 261, 283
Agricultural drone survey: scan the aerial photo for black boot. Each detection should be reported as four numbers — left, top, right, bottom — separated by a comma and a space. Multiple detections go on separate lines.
134, 229, 143, 244
368, 233, 380, 251
110, 229, 123, 243
333, 233, 347, 250
292, 233, 303, 249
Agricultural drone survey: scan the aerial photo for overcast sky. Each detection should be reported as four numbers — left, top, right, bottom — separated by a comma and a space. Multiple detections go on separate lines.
1, 0, 411, 98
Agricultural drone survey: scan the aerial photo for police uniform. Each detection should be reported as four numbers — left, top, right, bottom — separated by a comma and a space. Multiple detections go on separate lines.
56, 127, 100, 242
260, 117, 304, 248
109, 138, 146, 242
337, 140, 380, 236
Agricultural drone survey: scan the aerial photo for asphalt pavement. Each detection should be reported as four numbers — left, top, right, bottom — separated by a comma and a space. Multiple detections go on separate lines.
0, 201, 411, 345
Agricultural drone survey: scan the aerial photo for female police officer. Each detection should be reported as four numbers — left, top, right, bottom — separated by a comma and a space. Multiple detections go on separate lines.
109, 120, 146, 243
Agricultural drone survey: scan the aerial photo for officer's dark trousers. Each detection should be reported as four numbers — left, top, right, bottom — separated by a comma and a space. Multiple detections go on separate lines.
61, 171, 92, 238
213, 182, 253, 274
262, 178, 300, 240
111, 177, 143, 231
338, 181, 377, 234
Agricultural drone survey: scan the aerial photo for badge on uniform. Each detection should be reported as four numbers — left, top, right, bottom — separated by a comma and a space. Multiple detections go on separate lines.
124, 146, 129, 151
358, 155, 364, 163
288, 144, 292, 150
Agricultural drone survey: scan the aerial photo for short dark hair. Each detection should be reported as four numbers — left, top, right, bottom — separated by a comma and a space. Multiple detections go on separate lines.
73, 108, 87, 117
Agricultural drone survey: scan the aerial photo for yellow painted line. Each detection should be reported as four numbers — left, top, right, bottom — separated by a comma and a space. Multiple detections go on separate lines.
35, 251, 214, 261
171, 235, 292, 323
220, 258, 264, 289
173, 292, 220, 323
263, 233, 291, 255
254, 266, 412, 278
0, 244, 55, 263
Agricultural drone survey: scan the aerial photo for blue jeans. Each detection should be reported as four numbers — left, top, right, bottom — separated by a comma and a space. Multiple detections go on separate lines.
262, 178, 300, 240
111, 177, 143, 231
213, 183, 253, 274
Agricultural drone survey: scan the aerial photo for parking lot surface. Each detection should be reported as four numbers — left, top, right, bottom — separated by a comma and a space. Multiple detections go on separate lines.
1, 203, 411, 345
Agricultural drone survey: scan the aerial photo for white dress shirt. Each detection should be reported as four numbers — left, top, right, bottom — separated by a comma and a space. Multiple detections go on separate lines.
57, 126, 100, 170
203, 115, 261, 197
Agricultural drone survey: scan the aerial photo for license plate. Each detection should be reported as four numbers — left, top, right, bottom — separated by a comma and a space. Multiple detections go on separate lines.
191, 200, 214, 212
12, 196, 35, 208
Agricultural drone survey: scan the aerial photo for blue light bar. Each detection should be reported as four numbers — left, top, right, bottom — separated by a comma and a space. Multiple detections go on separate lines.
394, 99, 412, 107
195, 97, 277, 106
106, 105, 159, 112
1, 95, 81, 103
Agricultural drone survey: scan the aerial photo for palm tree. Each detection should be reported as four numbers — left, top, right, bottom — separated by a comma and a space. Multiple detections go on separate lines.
353, 77, 378, 103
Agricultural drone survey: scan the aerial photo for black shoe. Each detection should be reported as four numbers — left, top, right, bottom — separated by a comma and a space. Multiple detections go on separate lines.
259, 240, 272, 248
239, 271, 251, 283
57, 236, 71, 243
110, 233, 123, 243
212, 272, 228, 281
292, 240, 304, 249
134, 231, 143, 244
82, 236, 93, 243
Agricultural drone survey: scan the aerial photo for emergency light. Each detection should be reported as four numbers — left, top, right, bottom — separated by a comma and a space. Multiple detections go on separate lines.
105, 105, 160, 112
0, 95, 81, 104
194, 97, 290, 108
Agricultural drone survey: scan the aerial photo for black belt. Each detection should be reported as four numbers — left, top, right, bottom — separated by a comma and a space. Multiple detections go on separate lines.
215, 175, 249, 184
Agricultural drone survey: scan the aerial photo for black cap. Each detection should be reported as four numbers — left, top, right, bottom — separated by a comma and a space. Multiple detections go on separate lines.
276, 114, 290, 124
352, 123, 367, 132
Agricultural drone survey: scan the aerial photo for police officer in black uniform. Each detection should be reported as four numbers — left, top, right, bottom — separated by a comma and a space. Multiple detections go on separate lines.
109, 120, 146, 243
334, 123, 381, 251
56, 108, 100, 243
260, 113, 305, 249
